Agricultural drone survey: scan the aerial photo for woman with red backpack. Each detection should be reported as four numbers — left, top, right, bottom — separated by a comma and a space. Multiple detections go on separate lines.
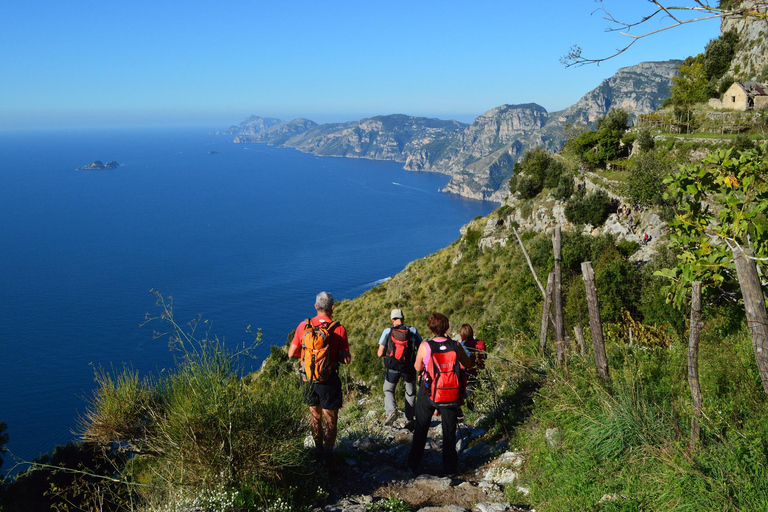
407, 312, 473, 476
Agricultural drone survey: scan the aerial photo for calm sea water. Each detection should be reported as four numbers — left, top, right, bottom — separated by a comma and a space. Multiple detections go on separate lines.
0, 127, 495, 466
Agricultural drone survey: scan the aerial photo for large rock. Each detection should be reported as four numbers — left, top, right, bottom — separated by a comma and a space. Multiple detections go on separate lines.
723, 2, 768, 81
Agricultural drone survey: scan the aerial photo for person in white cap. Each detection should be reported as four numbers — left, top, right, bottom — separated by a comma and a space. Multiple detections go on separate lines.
377, 308, 422, 428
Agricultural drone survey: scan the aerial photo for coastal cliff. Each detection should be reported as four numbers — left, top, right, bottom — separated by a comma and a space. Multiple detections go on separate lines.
227, 60, 681, 201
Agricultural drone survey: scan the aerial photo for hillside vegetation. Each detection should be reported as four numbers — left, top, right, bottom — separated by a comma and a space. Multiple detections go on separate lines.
4, 13, 768, 510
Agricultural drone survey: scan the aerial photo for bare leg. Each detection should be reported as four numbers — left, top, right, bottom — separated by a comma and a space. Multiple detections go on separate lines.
309, 405, 323, 448
322, 408, 339, 450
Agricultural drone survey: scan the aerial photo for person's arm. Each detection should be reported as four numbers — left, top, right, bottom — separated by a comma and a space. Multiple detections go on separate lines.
413, 343, 427, 373
411, 326, 423, 344
338, 324, 351, 365
377, 328, 390, 358
456, 342, 474, 369
287, 325, 302, 358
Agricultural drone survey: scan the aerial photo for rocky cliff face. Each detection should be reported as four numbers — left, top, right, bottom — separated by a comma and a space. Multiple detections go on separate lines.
227, 61, 680, 201
288, 115, 467, 162
435, 62, 679, 201
543, 61, 680, 133
723, 2, 768, 80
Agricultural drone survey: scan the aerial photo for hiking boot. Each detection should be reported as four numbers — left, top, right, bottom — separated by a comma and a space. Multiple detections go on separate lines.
404, 420, 415, 431
383, 411, 398, 426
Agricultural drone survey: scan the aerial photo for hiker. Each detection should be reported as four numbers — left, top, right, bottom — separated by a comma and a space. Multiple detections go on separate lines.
377, 308, 423, 428
458, 324, 486, 411
407, 312, 473, 476
287, 291, 351, 470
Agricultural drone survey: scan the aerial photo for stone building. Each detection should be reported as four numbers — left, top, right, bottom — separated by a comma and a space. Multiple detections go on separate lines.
717, 81, 768, 111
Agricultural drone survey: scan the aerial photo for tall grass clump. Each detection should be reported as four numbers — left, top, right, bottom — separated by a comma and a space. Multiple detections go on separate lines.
517, 325, 768, 511
79, 291, 309, 510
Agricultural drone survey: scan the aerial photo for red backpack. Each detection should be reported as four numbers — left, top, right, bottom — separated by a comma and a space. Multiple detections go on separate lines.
463, 339, 486, 375
423, 338, 463, 407
384, 324, 416, 373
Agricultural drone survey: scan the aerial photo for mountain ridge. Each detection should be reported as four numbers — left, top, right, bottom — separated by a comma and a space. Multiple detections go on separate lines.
226, 60, 681, 201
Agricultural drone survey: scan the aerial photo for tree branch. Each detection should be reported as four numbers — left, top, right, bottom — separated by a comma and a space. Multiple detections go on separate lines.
562, 1, 768, 67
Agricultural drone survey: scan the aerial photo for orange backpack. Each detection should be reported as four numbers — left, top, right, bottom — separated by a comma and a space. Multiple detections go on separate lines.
299, 319, 338, 383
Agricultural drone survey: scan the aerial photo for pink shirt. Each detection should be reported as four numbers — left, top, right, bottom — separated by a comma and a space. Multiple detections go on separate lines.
421, 337, 447, 366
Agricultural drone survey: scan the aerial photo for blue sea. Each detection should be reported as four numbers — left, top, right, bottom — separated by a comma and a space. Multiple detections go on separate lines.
0, 127, 495, 466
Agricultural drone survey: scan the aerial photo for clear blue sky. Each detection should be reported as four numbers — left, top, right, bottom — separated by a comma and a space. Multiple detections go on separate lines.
0, 1, 721, 130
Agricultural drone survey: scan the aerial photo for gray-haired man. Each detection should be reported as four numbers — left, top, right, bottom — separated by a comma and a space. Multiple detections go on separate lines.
377, 308, 422, 428
288, 291, 351, 471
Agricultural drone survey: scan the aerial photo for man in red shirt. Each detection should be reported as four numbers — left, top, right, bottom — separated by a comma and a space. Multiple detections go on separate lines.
287, 291, 351, 469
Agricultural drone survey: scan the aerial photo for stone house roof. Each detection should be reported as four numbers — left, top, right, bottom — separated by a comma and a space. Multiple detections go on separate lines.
735, 81, 768, 97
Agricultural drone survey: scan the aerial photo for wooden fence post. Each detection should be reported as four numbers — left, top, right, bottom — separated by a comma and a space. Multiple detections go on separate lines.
515, 227, 556, 331
732, 248, 768, 397
574, 324, 587, 356
553, 226, 565, 365
688, 281, 703, 450
582, 261, 609, 381
539, 272, 555, 353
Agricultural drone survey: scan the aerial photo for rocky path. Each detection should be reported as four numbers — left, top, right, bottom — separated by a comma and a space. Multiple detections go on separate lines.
310, 414, 531, 512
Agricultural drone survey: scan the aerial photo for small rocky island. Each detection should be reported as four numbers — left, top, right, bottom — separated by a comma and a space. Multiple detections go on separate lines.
76, 160, 119, 171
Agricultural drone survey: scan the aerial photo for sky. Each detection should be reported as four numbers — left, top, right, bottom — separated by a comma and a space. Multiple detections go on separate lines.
0, 1, 722, 130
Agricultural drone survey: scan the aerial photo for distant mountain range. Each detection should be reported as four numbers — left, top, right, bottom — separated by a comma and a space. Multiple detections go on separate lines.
223, 60, 680, 201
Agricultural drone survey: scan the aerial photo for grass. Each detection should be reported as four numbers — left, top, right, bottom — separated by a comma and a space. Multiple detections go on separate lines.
71, 292, 313, 511
515, 330, 768, 511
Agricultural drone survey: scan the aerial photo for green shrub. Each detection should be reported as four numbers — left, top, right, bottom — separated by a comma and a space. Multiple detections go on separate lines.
509, 147, 564, 199
565, 111, 629, 168
635, 128, 655, 152
78, 293, 308, 509
552, 174, 574, 201
733, 133, 755, 152
565, 190, 611, 226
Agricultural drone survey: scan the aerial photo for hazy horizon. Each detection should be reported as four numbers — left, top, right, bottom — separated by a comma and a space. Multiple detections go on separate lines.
1, 1, 721, 132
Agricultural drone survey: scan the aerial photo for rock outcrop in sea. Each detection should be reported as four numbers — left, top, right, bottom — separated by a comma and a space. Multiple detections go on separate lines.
76, 160, 119, 170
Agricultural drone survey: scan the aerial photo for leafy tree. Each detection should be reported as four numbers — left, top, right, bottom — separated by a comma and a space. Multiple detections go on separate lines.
627, 151, 671, 207
597, 108, 630, 133
671, 55, 709, 106
704, 30, 739, 80
657, 143, 768, 306
658, 142, 768, 396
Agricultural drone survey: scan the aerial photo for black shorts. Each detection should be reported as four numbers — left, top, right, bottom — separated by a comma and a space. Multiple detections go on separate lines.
303, 373, 343, 410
